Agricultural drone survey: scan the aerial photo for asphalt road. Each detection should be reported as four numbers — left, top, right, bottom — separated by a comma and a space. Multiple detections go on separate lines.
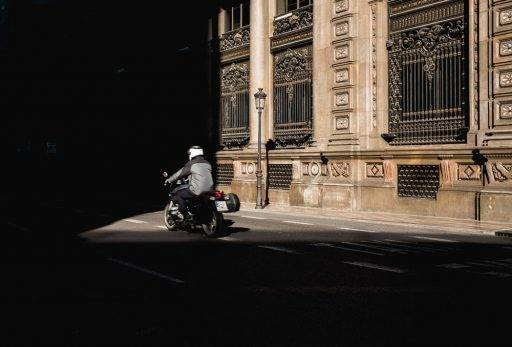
3, 202, 512, 346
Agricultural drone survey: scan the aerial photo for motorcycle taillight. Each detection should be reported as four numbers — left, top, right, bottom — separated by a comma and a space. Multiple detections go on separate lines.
213, 190, 224, 199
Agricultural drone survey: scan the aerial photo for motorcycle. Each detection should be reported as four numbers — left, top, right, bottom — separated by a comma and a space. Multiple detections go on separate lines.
162, 172, 240, 238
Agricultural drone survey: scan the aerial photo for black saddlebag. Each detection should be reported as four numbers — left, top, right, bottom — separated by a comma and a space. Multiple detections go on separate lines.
224, 193, 240, 212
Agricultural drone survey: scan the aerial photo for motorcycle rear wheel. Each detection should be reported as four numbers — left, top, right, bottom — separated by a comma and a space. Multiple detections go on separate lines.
202, 211, 223, 238
163, 203, 178, 231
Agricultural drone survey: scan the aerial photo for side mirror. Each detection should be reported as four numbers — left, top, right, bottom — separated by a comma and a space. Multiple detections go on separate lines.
162, 171, 168, 178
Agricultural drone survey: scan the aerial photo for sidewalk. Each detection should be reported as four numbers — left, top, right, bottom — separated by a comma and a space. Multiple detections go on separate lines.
240, 203, 512, 236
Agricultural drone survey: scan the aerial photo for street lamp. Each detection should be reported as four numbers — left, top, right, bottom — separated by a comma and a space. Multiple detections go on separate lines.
254, 88, 267, 209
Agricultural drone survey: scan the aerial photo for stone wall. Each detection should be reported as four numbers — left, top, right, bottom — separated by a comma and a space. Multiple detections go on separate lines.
213, 0, 512, 223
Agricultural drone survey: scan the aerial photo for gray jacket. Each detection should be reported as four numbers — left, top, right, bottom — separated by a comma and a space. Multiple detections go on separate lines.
167, 156, 214, 195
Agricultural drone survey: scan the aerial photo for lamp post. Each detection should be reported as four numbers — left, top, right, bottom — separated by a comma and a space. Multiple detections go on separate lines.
254, 88, 267, 209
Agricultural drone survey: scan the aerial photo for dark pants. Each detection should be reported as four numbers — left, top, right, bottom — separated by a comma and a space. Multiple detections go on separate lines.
173, 188, 197, 215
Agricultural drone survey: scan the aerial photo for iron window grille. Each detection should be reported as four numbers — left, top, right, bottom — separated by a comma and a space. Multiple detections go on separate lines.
268, 164, 293, 190
385, 0, 469, 145
215, 164, 235, 186
397, 164, 440, 199
273, 46, 313, 147
220, 61, 250, 149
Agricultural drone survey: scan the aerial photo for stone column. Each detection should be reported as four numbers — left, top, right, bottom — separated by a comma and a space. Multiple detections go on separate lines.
249, 0, 270, 149
218, 8, 228, 36
312, 0, 332, 151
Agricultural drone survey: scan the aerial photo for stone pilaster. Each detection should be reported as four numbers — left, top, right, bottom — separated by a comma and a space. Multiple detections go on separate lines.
312, 0, 332, 151
249, 0, 270, 149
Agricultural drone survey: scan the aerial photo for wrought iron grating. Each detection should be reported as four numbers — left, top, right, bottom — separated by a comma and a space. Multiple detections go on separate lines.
215, 164, 234, 186
268, 164, 293, 190
398, 165, 440, 199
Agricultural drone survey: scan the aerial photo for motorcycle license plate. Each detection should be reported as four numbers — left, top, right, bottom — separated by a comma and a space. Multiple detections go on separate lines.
215, 201, 228, 212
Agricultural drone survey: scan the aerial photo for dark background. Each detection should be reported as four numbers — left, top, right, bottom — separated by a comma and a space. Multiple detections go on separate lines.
1, 0, 222, 207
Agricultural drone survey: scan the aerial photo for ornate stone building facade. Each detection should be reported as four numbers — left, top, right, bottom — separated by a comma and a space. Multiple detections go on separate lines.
210, 0, 512, 223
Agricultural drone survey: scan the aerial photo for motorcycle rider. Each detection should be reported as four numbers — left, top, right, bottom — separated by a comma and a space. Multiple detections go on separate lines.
164, 146, 214, 220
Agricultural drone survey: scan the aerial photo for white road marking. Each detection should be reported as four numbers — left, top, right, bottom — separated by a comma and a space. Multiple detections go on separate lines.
480, 271, 512, 278
413, 236, 458, 243
156, 225, 168, 230
283, 221, 315, 226
313, 243, 384, 256
219, 236, 238, 241
371, 240, 428, 253
337, 226, 375, 233
237, 215, 266, 220
7, 222, 29, 232
362, 241, 411, 254
342, 241, 407, 254
108, 257, 185, 284
383, 239, 450, 252
344, 261, 408, 274
437, 263, 471, 269
258, 246, 301, 254
122, 219, 148, 224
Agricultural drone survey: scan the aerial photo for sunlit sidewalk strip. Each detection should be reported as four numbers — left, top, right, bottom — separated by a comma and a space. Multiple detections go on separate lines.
122, 219, 148, 224
283, 221, 315, 226
108, 257, 185, 284
238, 215, 266, 220
312, 243, 384, 256
413, 236, 458, 243
257, 246, 302, 254
343, 261, 408, 274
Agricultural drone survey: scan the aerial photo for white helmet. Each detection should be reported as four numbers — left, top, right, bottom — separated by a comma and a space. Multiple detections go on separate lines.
188, 146, 204, 160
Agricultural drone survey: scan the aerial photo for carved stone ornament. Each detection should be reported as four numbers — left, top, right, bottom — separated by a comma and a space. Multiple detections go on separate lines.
335, 116, 349, 130
329, 162, 351, 178
366, 163, 384, 178
500, 9, 512, 26
457, 164, 481, 181
335, 45, 349, 60
500, 103, 512, 119
499, 71, 512, 87
399, 20, 465, 85
335, 69, 349, 83
335, 0, 349, 14
221, 63, 249, 93
335, 92, 349, 106
500, 39, 512, 56
274, 6, 313, 36
335, 22, 349, 37
492, 163, 512, 182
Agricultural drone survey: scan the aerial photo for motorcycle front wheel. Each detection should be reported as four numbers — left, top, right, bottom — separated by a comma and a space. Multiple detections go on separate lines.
202, 210, 223, 238
163, 203, 178, 231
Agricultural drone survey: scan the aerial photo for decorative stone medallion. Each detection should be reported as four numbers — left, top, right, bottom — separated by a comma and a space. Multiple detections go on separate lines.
335, 68, 349, 83
335, 0, 349, 14
335, 21, 349, 37
457, 164, 481, 180
310, 162, 320, 176
499, 71, 512, 87
335, 116, 349, 130
335, 92, 349, 106
500, 9, 512, 26
500, 39, 512, 56
500, 102, 512, 119
492, 163, 512, 182
330, 162, 351, 178
334, 45, 349, 60
366, 163, 384, 178
246, 162, 255, 174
